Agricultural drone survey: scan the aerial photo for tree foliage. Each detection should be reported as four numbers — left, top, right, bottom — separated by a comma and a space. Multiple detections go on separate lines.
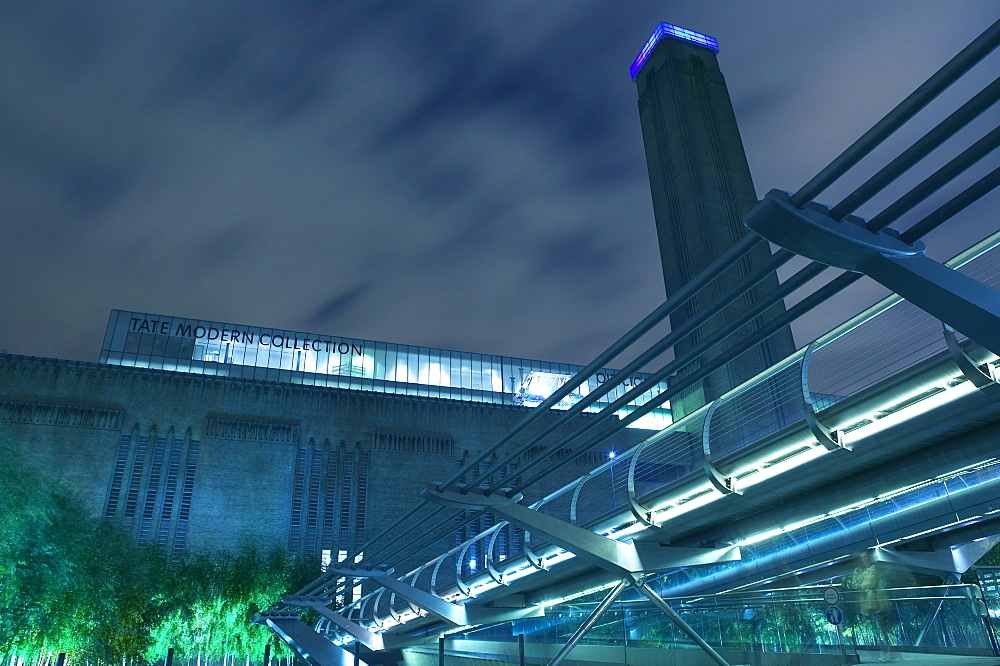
145, 548, 318, 660
0, 437, 318, 662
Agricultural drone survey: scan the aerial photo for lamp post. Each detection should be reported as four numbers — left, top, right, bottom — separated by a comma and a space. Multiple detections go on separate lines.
608, 451, 617, 507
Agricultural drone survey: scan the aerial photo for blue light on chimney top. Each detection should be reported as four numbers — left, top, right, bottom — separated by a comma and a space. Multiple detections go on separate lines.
630, 22, 719, 80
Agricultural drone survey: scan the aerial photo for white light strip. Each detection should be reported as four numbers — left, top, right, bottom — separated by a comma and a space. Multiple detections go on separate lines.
538, 581, 618, 608
736, 458, 1000, 547
736, 442, 827, 491
842, 378, 981, 445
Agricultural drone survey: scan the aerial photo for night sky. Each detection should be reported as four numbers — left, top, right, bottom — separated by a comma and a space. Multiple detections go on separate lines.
2, 2, 997, 368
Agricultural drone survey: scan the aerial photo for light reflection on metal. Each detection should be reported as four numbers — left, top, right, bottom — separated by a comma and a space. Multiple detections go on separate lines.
734, 457, 1000, 548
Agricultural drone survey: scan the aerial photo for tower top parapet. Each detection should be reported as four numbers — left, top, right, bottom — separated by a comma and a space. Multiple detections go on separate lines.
630, 22, 719, 79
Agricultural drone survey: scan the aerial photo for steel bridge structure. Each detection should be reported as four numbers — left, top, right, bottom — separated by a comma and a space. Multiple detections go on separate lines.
258, 19, 1000, 666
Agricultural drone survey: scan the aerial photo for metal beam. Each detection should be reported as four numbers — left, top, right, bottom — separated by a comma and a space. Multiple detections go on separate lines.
422, 484, 740, 577
282, 597, 384, 651
633, 582, 731, 666
264, 617, 368, 666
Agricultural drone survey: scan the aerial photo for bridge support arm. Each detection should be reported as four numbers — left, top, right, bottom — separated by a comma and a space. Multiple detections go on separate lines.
800, 341, 849, 452
325, 565, 544, 626
876, 538, 1000, 578
542, 575, 732, 666
803, 403, 848, 451
943, 324, 1000, 393
745, 189, 1000, 357
702, 401, 742, 494
546, 579, 629, 666
282, 597, 384, 651
326, 566, 468, 625
264, 616, 368, 666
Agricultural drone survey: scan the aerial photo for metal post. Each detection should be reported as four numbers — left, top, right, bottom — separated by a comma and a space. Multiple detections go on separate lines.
167, 648, 175, 666
438, 635, 445, 666
972, 586, 1000, 657
609, 463, 616, 508
836, 624, 849, 663
633, 583, 731, 666
518, 633, 525, 666
547, 579, 629, 666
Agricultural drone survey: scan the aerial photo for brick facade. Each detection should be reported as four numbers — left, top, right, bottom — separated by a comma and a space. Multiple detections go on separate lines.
0, 354, 646, 575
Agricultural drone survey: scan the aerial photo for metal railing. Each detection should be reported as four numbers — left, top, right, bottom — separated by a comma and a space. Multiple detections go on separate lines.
452, 584, 997, 660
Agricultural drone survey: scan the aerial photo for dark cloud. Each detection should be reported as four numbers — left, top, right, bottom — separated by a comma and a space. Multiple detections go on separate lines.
570, 154, 639, 191
411, 163, 478, 211
0, 0, 996, 370
62, 165, 131, 216
190, 223, 260, 266
535, 234, 622, 283
305, 283, 372, 329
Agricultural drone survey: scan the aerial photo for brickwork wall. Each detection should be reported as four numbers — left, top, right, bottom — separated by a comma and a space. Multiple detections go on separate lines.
0, 354, 647, 574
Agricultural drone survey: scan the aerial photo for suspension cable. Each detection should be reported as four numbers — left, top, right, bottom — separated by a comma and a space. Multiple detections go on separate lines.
792, 20, 999, 207
466, 248, 794, 491
867, 124, 1000, 231
902, 165, 1000, 243
830, 76, 1000, 220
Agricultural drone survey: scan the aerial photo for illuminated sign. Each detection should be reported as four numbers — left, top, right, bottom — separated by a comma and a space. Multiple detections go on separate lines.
102, 310, 671, 428
128, 316, 363, 355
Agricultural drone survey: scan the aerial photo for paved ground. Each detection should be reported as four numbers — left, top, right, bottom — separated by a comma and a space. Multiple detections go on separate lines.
855, 649, 1000, 664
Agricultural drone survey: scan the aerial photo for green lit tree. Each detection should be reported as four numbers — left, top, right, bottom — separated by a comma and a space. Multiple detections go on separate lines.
145, 546, 312, 660
0, 436, 317, 663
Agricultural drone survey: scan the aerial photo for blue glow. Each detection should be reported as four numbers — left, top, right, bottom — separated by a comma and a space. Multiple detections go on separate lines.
630, 22, 719, 79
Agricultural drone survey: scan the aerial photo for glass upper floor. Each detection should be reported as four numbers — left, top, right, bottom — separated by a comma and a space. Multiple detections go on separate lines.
99, 310, 671, 429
